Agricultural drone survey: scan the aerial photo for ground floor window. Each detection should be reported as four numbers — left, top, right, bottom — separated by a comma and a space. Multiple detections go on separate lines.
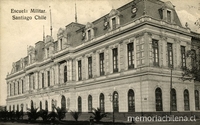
155, 87, 162, 111
184, 89, 190, 111
128, 89, 135, 112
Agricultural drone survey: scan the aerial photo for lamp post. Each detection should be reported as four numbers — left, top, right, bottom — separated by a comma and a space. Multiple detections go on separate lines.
108, 93, 115, 123
170, 65, 173, 115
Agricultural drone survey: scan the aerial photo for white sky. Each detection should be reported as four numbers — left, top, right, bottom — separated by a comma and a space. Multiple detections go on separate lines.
0, 0, 200, 106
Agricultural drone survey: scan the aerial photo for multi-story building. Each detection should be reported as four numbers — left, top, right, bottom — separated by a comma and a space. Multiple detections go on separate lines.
6, 0, 200, 119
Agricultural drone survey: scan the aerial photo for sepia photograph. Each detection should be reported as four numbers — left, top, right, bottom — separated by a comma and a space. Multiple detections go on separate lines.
0, 0, 200, 124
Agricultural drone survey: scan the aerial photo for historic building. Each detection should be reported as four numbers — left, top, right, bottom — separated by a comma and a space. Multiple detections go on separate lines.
6, 0, 200, 119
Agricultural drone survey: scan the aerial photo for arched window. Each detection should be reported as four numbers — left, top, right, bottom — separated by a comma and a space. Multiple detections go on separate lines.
155, 88, 162, 111
9, 106, 11, 112
31, 100, 33, 109
61, 95, 66, 111
17, 104, 19, 111
78, 96, 82, 112
171, 88, 177, 111
184, 89, 190, 111
52, 99, 55, 111
13, 105, 15, 111
113, 91, 119, 112
99, 93, 105, 112
20, 104, 24, 112
128, 89, 135, 112
195, 90, 199, 110
64, 66, 67, 83
88, 95, 92, 112
45, 100, 48, 111
40, 101, 42, 110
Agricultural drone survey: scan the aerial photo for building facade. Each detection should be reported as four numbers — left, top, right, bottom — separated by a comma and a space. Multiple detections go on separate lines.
6, 0, 200, 116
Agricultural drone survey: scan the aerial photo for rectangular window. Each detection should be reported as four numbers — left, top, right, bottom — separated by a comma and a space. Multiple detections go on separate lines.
32, 75, 35, 89
78, 60, 82, 81
47, 48, 49, 57
167, 43, 173, 68
127, 42, 134, 69
99, 53, 105, 76
42, 73, 44, 88
18, 81, 19, 94
60, 39, 63, 50
181, 46, 186, 68
112, 17, 116, 30
14, 83, 16, 95
152, 40, 159, 66
167, 10, 171, 22
22, 80, 24, 93
88, 57, 92, 79
191, 49, 196, 67
47, 71, 50, 87
113, 48, 118, 73
10, 84, 11, 96
88, 30, 91, 40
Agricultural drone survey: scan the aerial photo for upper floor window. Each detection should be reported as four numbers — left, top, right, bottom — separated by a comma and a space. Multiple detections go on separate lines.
22, 80, 24, 93
64, 66, 67, 83
99, 53, 105, 76
181, 46, 186, 68
127, 42, 134, 69
47, 71, 50, 87
47, 48, 49, 58
112, 17, 117, 30
18, 81, 20, 94
88, 57, 92, 79
42, 73, 44, 88
167, 43, 173, 68
88, 30, 91, 40
167, 10, 172, 22
152, 40, 159, 66
191, 49, 196, 67
113, 48, 118, 73
78, 60, 82, 81
60, 39, 63, 50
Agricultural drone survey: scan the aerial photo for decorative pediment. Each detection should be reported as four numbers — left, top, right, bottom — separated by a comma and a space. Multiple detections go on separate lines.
109, 9, 120, 17
86, 22, 94, 29
28, 46, 35, 54
57, 28, 64, 36
45, 35, 54, 43
162, 1, 175, 9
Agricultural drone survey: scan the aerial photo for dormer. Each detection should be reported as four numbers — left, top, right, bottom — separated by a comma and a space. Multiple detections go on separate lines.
85, 22, 95, 41
27, 46, 35, 64
159, 1, 175, 24
20, 58, 24, 69
108, 9, 121, 30
57, 28, 68, 51
45, 35, 54, 58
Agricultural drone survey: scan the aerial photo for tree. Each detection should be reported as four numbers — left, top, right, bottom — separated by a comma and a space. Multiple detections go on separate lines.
181, 48, 200, 82
27, 107, 40, 121
39, 109, 48, 121
89, 108, 108, 123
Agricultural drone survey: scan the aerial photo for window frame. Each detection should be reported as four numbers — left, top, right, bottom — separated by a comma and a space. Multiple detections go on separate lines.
88, 57, 93, 79
128, 89, 135, 112
184, 89, 190, 111
78, 96, 82, 112
99, 53, 105, 76
88, 95, 92, 112
155, 88, 163, 111
112, 48, 118, 73
171, 88, 177, 111
181, 46, 186, 68
167, 43, 173, 68
78, 60, 82, 81
64, 66, 67, 83
113, 91, 119, 112
99, 93, 105, 112
152, 39, 159, 66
